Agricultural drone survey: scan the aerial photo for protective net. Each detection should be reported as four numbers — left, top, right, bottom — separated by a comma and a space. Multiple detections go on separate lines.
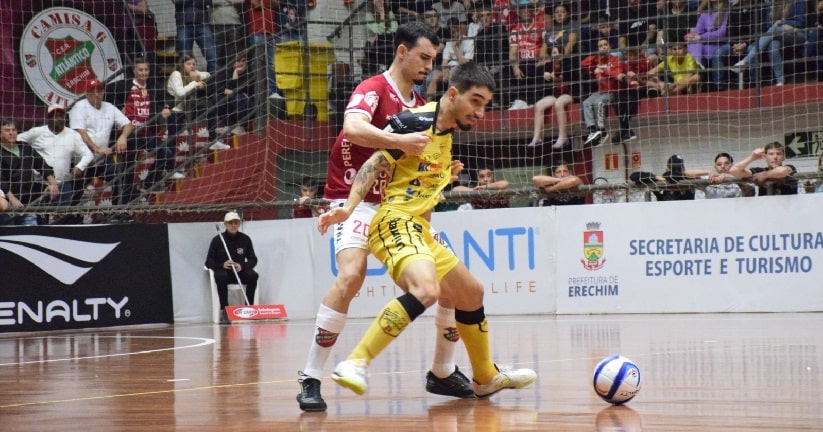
0, 0, 821, 224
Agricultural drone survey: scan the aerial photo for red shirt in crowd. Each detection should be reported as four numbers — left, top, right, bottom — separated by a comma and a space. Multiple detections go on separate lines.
248, 0, 277, 34
123, 79, 156, 137
581, 53, 625, 93
509, 18, 545, 61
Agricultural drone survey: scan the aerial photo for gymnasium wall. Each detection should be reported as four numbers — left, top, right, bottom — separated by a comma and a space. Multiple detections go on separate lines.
169, 194, 823, 323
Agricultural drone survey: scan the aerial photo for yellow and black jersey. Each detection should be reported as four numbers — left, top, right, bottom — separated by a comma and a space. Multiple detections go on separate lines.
380, 101, 454, 217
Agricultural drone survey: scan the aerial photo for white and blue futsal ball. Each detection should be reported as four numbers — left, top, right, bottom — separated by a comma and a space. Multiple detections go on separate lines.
592, 355, 642, 404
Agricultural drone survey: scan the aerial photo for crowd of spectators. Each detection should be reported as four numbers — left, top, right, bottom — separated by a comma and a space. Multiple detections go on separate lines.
2, 0, 822, 224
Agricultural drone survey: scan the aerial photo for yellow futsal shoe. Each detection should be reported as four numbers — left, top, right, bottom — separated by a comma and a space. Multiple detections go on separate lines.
473, 364, 537, 398
331, 358, 369, 395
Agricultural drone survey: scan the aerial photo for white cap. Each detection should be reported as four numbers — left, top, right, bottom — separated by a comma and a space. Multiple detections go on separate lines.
224, 211, 241, 222
47, 104, 66, 115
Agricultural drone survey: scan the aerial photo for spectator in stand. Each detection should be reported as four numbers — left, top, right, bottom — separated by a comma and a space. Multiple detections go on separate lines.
531, 161, 585, 206
730, 0, 807, 86
646, 42, 701, 95
507, 0, 546, 110
528, 45, 579, 150
618, 0, 659, 59
543, 3, 579, 56
612, 43, 651, 144
393, 0, 434, 24
452, 167, 510, 209
211, 0, 247, 67
248, 0, 284, 99
213, 52, 257, 136
117, 57, 174, 203
0, 118, 61, 225
629, 154, 702, 201
433, 0, 468, 28
205, 211, 260, 322
424, 9, 452, 66
363, 2, 401, 76
695, 152, 751, 199
711, 0, 758, 90
292, 177, 329, 218
729, 142, 798, 196
581, 38, 625, 148
426, 18, 473, 99
581, 12, 620, 56
174, 0, 218, 74
363, 0, 400, 75
815, 152, 823, 193
805, 0, 823, 81
414, 8, 451, 95
683, 0, 728, 67
277, 3, 304, 42
572, 0, 626, 24
166, 53, 228, 180
17, 105, 94, 206
124, 0, 158, 71
70, 79, 135, 204
490, 0, 518, 30
656, 0, 698, 61
365, 0, 399, 45
468, 1, 508, 104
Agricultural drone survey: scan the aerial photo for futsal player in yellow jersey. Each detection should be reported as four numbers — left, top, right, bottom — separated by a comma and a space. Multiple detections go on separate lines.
318, 62, 537, 398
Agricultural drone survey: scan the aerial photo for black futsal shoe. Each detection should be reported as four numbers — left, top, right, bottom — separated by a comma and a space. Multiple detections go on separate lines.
297, 372, 327, 412
426, 366, 476, 398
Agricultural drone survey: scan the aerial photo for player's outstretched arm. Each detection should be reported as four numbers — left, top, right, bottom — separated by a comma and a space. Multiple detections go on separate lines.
317, 150, 393, 234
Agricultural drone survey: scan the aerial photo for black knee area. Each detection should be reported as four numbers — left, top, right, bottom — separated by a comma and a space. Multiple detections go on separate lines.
455, 306, 485, 325
397, 293, 426, 321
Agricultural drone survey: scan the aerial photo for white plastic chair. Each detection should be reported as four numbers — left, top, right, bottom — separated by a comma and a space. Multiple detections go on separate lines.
205, 266, 260, 323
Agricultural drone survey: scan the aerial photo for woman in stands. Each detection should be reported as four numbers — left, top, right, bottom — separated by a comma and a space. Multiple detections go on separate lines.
684, 0, 729, 67
730, 0, 807, 86
166, 53, 225, 178
527, 45, 579, 150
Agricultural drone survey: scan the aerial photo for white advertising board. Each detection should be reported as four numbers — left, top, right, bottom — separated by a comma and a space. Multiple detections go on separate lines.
555, 195, 823, 313
312, 206, 558, 317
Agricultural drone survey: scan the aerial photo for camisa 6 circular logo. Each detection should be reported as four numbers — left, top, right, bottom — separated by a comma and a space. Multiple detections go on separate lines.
19, 7, 122, 107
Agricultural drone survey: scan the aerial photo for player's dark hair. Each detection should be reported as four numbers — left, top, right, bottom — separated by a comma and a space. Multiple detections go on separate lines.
301, 176, 318, 188
449, 61, 496, 93
764, 141, 784, 152
1, 118, 17, 129
714, 152, 733, 164
394, 21, 440, 52
132, 56, 149, 67
551, 161, 572, 175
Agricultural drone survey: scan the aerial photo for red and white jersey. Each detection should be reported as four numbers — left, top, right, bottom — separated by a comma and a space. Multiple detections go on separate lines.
509, 19, 545, 61
123, 79, 154, 136
323, 72, 425, 202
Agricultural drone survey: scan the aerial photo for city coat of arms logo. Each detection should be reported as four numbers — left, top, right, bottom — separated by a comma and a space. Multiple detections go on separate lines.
19, 7, 121, 107
581, 221, 606, 271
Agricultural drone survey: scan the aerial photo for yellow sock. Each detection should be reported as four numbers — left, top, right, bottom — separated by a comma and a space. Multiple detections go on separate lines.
455, 318, 497, 383
348, 298, 412, 362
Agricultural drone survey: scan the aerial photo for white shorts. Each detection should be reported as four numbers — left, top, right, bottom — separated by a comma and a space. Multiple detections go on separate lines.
331, 199, 379, 254
330, 199, 455, 256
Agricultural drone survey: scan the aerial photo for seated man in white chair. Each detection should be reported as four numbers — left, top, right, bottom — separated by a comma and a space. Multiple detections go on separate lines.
205, 211, 259, 322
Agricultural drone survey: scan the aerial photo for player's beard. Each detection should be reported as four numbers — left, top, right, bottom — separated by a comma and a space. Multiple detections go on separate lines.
456, 120, 473, 131
413, 78, 425, 86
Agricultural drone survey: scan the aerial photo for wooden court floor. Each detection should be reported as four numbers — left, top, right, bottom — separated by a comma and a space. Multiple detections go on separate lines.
1, 313, 821, 431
